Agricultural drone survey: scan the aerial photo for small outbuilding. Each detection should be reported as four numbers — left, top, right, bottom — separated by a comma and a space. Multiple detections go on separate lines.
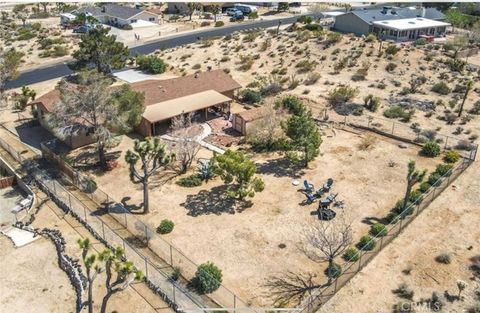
232, 107, 270, 136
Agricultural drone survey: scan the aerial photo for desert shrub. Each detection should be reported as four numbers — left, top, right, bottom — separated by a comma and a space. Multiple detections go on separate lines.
409, 190, 423, 204
434, 163, 453, 176
358, 135, 376, 150
136, 55, 167, 74
82, 179, 97, 194
428, 173, 442, 186
444, 150, 460, 163
304, 72, 321, 85
357, 235, 375, 251
325, 32, 342, 45
238, 54, 254, 71
343, 247, 360, 262
363, 94, 380, 112
171, 266, 182, 281
446, 58, 466, 72
383, 106, 414, 122
435, 252, 452, 264
304, 23, 322, 32
325, 262, 342, 278
197, 161, 215, 182
394, 283, 415, 300
192, 63, 201, 69
365, 33, 376, 42
200, 21, 211, 27
215, 21, 224, 27
421, 141, 441, 157
415, 38, 427, 46
385, 44, 401, 55
455, 139, 474, 151
394, 199, 414, 216
297, 15, 313, 24
296, 59, 316, 73
176, 174, 202, 187
194, 262, 222, 294
328, 86, 359, 106
241, 89, 262, 104
469, 101, 480, 115
385, 62, 397, 72
418, 182, 431, 193
431, 82, 451, 95
157, 219, 174, 234
385, 212, 400, 224
276, 95, 305, 115
370, 223, 387, 237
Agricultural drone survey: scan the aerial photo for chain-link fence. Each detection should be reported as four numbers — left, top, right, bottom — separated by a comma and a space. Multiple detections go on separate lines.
328, 114, 478, 161
39, 139, 251, 312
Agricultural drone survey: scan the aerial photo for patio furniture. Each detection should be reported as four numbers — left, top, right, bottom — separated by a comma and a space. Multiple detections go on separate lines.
304, 193, 317, 204
319, 193, 338, 209
318, 207, 336, 220
315, 178, 334, 197
303, 180, 314, 194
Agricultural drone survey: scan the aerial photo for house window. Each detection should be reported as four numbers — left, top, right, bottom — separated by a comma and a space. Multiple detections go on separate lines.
131, 19, 137, 23
149, 17, 155, 21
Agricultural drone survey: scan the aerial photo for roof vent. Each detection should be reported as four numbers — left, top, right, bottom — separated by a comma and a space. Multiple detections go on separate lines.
101, 6, 106, 13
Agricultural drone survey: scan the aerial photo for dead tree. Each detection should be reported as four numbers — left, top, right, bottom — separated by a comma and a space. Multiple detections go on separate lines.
264, 271, 322, 306
170, 112, 200, 174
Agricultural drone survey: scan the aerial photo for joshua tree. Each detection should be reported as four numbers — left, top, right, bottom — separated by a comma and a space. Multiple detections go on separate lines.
209, 4, 221, 23
303, 214, 352, 283
125, 137, 172, 214
458, 80, 473, 117
187, 2, 201, 21
0, 48, 24, 108
78, 238, 102, 313
403, 160, 426, 210
98, 248, 143, 313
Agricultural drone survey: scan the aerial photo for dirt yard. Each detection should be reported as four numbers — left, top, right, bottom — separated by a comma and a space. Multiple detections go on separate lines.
65, 125, 443, 307
319, 160, 480, 313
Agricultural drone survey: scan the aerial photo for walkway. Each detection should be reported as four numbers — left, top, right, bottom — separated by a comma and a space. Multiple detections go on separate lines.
161, 123, 226, 154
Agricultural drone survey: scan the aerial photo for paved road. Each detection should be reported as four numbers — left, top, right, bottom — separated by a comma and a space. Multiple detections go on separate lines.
5, 16, 299, 89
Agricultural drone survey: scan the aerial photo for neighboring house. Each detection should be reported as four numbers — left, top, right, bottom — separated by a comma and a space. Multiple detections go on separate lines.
29, 70, 241, 148
232, 106, 270, 136
73, 4, 159, 27
167, 3, 190, 15
333, 6, 449, 41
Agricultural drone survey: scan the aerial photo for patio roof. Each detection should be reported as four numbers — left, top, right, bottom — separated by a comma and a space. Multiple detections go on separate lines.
143, 90, 231, 123
372, 18, 450, 31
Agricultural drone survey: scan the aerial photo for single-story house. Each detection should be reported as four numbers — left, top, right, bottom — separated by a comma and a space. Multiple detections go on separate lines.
73, 4, 159, 27
232, 106, 270, 136
29, 70, 241, 148
333, 6, 449, 40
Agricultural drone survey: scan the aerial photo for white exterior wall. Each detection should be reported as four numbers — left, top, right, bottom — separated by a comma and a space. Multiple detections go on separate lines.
131, 11, 158, 24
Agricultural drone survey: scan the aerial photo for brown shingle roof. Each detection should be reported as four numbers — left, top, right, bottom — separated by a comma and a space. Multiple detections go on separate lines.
130, 70, 241, 106
31, 70, 241, 112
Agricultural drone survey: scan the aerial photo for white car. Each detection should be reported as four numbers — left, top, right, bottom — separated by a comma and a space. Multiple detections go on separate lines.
226, 8, 242, 16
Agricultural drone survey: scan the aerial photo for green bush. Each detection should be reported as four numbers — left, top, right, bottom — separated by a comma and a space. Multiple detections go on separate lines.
136, 54, 167, 74
409, 190, 423, 204
385, 44, 401, 55
415, 38, 427, 46
343, 247, 360, 262
241, 89, 263, 104
394, 199, 414, 216
357, 235, 375, 251
370, 223, 387, 237
82, 179, 97, 194
328, 86, 359, 106
418, 182, 431, 193
431, 82, 451, 95
428, 173, 442, 186
421, 141, 441, 157
363, 94, 380, 112
383, 105, 414, 122
157, 219, 174, 234
444, 150, 460, 163
194, 262, 223, 294
276, 95, 305, 115
434, 163, 453, 176
304, 24, 322, 32
385, 212, 400, 224
171, 266, 182, 281
176, 175, 202, 187
214, 21, 224, 27
385, 62, 397, 72
325, 262, 342, 278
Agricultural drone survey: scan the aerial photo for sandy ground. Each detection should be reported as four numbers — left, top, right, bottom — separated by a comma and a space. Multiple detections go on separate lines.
0, 235, 76, 313
0, 175, 173, 313
65, 126, 443, 307
0, 185, 24, 227
319, 160, 480, 313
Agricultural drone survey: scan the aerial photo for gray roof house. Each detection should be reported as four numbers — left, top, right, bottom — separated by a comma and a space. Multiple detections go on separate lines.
333, 6, 449, 41
74, 4, 159, 27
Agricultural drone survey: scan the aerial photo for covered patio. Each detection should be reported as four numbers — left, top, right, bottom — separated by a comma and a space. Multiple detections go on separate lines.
372, 18, 450, 41
137, 90, 233, 137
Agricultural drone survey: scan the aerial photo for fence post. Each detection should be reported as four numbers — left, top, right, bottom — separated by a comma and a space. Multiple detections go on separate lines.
68, 193, 72, 211
234, 294, 237, 311
144, 225, 148, 248
124, 211, 127, 228
53, 180, 57, 195
123, 240, 126, 254
398, 218, 403, 234
358, 252, 362, 271
173, 283, 176, 303
444, 136, 449, 150
144, 258, 148, 278
391, 122, 395, 134
84, 206, 87, 222
102, 222, 105, 239
170, 245, 173, 266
